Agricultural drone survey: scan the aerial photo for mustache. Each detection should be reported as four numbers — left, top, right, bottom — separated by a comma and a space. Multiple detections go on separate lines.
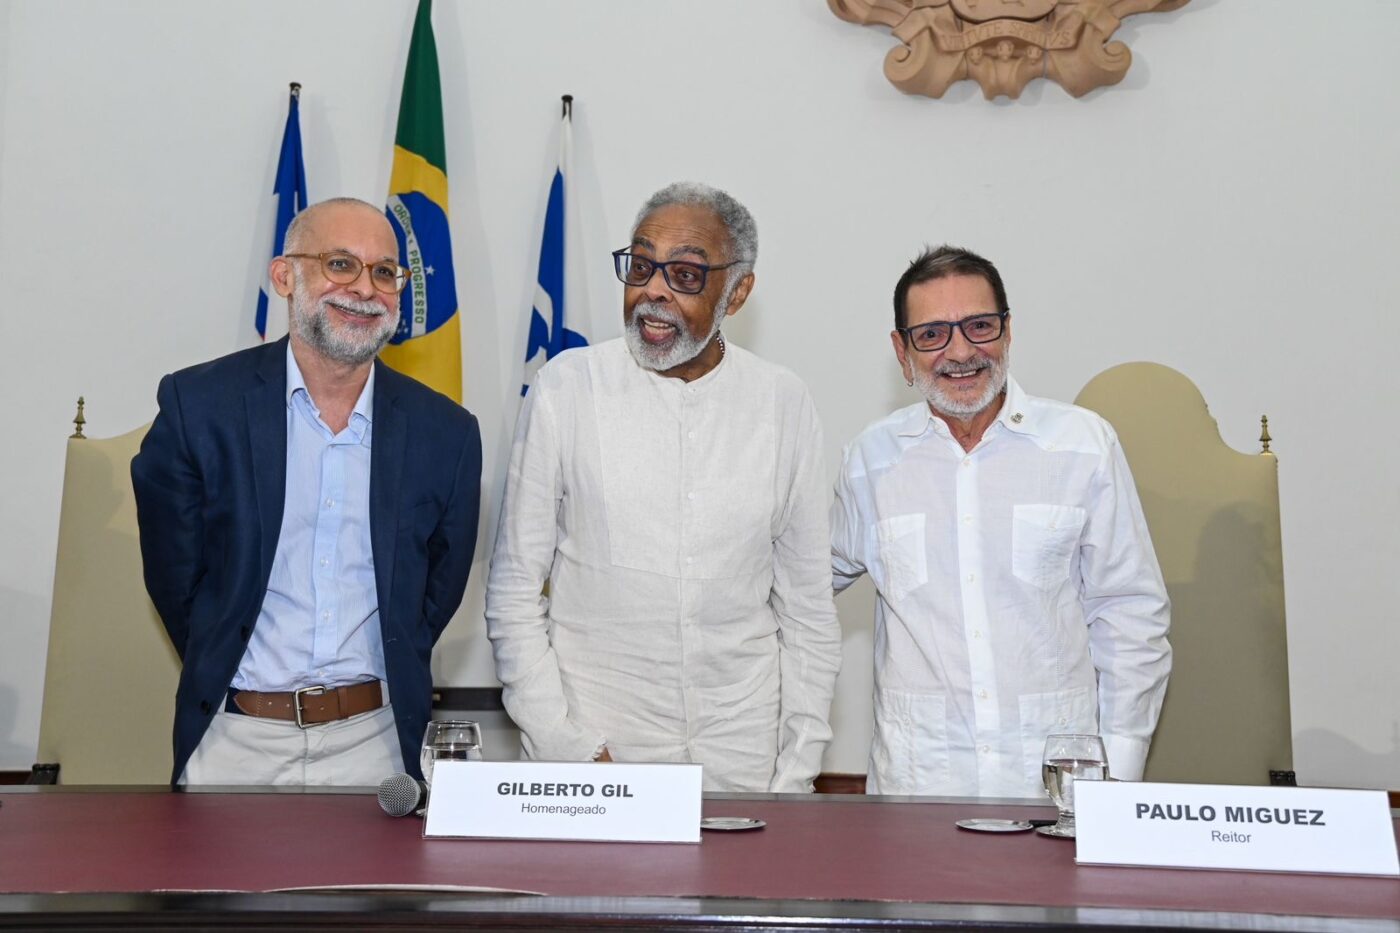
935, 357, 990, 376
324, 295, 388, 316
632, 302, 682, 327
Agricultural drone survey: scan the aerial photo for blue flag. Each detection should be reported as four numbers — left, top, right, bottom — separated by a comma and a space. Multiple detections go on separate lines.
522, 101, 588, 395
254, 84, 308, 341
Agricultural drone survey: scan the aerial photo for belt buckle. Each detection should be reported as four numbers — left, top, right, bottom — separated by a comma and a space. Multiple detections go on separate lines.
293, 684, 327, 729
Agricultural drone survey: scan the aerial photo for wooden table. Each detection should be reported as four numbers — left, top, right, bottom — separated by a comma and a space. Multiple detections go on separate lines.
0, 787, 1395, 930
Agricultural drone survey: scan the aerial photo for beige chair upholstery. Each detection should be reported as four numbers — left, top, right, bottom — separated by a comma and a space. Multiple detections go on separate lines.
35, 422, 178, 784
1075, 363, 1292, 785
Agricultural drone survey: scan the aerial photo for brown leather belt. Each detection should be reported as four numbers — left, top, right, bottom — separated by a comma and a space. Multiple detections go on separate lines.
230, 680, 384, 728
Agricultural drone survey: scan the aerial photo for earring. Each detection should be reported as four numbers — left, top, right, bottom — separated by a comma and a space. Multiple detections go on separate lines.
905, 377, 914, 387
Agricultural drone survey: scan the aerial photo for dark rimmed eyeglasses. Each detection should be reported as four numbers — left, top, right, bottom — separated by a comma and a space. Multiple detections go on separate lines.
898, 311, 1008, 352
283, 251, 410, 295
611, 249, 749, 295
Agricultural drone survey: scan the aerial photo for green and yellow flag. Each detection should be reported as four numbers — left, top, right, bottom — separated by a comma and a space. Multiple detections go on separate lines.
381, 0, 461, 402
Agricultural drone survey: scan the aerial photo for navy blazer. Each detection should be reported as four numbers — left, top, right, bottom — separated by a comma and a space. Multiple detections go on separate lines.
131, 338, 482, 783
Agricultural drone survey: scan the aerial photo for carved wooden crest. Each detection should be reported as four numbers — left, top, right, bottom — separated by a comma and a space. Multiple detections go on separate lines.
829, 0, 1189, 100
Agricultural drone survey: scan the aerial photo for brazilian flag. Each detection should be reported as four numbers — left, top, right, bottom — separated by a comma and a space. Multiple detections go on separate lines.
382, 0, 462, 403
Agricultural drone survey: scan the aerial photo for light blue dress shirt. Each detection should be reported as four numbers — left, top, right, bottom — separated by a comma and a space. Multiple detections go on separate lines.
232, 344, 385, 692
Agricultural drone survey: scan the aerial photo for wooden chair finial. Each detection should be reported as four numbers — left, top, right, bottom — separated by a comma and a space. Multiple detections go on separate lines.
70, 397, 86, 440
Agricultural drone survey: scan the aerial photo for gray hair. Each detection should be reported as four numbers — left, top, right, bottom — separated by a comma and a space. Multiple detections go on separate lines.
632, 182, 758, 277
283, 197, 386, 254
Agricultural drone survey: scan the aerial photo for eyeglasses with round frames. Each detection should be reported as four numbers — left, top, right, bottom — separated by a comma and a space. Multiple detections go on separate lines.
611, 249, 748, 296
899, 311, 1009, 352
282, 251, 410, 295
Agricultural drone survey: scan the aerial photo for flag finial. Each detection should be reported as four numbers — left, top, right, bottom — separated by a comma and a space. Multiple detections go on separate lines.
561, 94, 573, 119
289, 82, 302, 98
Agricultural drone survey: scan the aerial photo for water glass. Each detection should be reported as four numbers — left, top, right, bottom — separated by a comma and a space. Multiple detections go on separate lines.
1040, 733, 1109, 838
420, 719, 483, 787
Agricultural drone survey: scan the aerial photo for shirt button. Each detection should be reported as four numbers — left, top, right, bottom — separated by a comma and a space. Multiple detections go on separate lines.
685, 556, 694, 565
687, 431, 696, 440
320, 558, 329, 568
962, 458, 971, 467
324, 498, 334, 508
322, 611, 331, 620
687, 492, 695, 500
979, 690, 989, 699
962, 515, 972, 524
980, 745, 990, 754
966, 573, 975, 583
1059, 718, 1068, 726
973, 630, 981, 639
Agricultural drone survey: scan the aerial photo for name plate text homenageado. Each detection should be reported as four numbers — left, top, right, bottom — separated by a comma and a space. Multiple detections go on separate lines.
424, 760, 703, 843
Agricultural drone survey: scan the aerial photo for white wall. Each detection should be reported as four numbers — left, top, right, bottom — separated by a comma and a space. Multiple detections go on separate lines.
1, 0, 1395, 789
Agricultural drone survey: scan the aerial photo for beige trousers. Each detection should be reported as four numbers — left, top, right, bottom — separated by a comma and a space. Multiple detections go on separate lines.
180, 687, 405, 786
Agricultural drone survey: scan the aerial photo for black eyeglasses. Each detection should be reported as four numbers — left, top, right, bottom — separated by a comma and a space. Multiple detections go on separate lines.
611, 250, 748, 295
283, 251, 410, 295
899, 311, 1008, 352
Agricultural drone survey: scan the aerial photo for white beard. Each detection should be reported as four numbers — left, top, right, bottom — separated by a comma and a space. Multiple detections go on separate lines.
624, 282, 734, 372
290, 273, 400, 366
914, 345, 1010, 419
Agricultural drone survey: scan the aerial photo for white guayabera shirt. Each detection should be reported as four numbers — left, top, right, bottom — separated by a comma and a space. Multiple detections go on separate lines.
831, 377, 1171, 798
487, 338, 842, 792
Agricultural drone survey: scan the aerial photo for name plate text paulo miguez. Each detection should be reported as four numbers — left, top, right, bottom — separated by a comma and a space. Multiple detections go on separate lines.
1075, 781, 1399, 876
424, 760, 703, 843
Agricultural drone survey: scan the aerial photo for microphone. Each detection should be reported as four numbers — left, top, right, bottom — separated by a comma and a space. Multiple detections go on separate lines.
377, 772, 428, 817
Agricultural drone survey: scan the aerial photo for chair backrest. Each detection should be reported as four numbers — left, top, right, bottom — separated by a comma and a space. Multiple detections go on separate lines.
1075, 363, 1292, 785
36, 422, 178, 784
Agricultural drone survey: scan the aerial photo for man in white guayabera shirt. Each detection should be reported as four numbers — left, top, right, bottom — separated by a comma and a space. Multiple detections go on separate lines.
487, 182, 842, 792
831, 245, 1171, 797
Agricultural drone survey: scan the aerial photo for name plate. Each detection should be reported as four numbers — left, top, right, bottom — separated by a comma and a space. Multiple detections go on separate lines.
1075, 781, 1399, 876
423, 760, 702, 843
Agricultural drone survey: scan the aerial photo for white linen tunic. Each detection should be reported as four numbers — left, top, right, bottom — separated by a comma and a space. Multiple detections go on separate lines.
487, 338, 842, 792
831, 378, 1171, 797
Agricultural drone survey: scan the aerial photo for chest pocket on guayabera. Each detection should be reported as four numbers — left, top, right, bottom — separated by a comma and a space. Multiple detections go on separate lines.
875, 513, 927, 602
1011, 504, 1086, 590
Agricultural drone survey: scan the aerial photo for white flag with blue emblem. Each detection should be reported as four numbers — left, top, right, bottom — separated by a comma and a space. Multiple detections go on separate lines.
521, 97, 588, 396
254, 83, 307, 343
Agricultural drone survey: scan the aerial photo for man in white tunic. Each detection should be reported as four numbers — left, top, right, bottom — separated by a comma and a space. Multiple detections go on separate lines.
487, 182, 842, 792
831, 246, 1171, 797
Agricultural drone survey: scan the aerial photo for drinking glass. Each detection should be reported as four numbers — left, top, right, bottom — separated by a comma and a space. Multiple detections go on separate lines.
1040, 733, 1109, 838
420, 719, 483, 788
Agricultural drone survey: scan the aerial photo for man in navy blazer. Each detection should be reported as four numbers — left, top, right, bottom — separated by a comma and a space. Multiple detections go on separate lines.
132, 198, 481, 785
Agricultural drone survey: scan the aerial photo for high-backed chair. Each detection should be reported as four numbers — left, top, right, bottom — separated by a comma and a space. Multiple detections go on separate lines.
33, 416, 177, 784
1075, 363, 1292, 785
32, 409, 512, 783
